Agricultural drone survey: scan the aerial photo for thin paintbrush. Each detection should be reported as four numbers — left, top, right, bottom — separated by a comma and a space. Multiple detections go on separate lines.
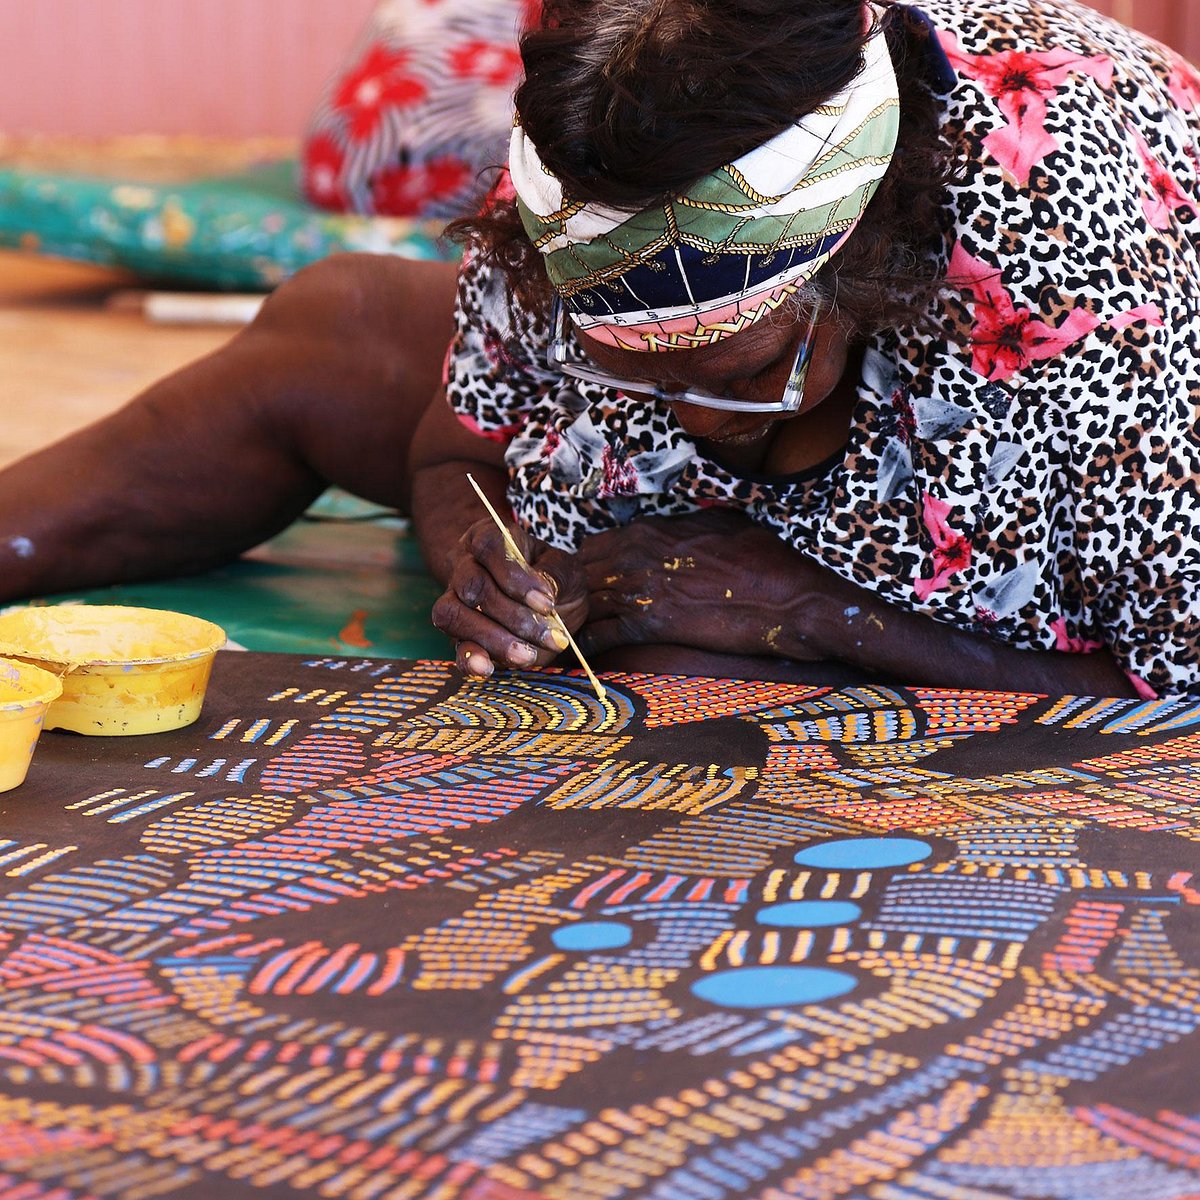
465, 473, 606, 702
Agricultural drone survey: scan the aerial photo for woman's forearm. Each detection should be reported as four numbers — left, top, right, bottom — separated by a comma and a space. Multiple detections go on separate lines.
0, 254, 458, 604
574, 512, 1136, 696
411, 461, 510, 583
407, 381, 513, 583
774, 560, 1138, 697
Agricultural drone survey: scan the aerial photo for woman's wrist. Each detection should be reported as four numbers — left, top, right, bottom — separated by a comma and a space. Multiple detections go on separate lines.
768, 559, 864, 664
411, 461, 509, 584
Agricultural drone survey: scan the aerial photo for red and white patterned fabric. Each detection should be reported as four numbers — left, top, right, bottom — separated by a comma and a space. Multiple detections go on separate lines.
302, 0, 539, 219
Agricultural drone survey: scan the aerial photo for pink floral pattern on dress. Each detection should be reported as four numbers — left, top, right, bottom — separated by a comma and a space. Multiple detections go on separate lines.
1168, 56, 1200, 112
1049, 616, 1103, 654
940, 34, 1113, 184
946, 243, 1101, 381
1126, 671, 1159, 700
1130, 128, 1197, 229
948, 244, 1166, 381
599, 447, 639, 498
915, 492, 972, 601
1108, 303, 1167, 332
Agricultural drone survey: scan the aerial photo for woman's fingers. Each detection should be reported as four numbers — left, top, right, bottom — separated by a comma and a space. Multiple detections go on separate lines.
463, 521, 558, 613
433, 519, 593, 677
535, 547, 590, 630
456, 640, 494, 678
446, 554, 567, 649
433, 590, 563, 667
435, 522, 573, 670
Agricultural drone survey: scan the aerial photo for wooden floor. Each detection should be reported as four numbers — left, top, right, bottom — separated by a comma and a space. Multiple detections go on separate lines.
0, 250, 236, 468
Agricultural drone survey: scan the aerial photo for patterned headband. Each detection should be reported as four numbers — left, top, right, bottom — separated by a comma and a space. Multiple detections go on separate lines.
510, 5, 899, 350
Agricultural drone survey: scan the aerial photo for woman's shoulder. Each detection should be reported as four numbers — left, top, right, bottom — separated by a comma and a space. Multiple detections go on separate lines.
916, 0, 1197, 133
916, 0, 1179, 65
901, 0, 1198, 392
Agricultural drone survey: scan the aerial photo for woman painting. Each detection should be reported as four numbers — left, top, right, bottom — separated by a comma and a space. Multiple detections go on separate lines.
413, 0, 1200, 697
0, 0, 1195, 698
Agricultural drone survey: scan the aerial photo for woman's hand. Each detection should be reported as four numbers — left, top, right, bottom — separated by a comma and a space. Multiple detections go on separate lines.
575, 509, 825, 660
574, 508, 1139, 697
431, 502, 1140, 697
431, 517, 589, 678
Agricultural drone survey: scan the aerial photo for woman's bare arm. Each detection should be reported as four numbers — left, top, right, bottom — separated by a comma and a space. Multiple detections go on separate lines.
0, 253, 457, 601
575, 511, 1139, 696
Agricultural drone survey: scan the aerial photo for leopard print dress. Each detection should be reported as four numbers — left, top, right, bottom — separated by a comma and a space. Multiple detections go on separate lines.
445, 0, 1200, 696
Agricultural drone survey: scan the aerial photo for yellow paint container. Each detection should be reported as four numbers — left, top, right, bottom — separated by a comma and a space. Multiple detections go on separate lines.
0, 606, 226, 736
0, 658, 63, 791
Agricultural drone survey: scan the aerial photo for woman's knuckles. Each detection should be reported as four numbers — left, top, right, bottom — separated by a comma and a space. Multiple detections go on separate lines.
452, 568, 485, 608
432, 592, 472, 634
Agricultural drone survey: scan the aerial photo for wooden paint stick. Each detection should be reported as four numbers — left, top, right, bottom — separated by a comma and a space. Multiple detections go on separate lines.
108, 290, 265, 326
465, 473, 606, 702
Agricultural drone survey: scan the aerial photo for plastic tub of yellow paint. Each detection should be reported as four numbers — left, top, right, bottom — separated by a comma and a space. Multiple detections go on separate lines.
0, 606, 225, 736
0, 658, 63, 790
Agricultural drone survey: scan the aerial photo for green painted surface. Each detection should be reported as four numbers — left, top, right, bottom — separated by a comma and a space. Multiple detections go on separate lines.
29, 498, 452, 660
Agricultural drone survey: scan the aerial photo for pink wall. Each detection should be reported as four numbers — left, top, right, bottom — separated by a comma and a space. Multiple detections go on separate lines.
0, 0, 375, 138
0, 0, 1194, 139
1088, 0, 1200, 63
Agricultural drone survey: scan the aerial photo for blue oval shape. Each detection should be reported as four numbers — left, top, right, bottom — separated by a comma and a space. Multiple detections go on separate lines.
551, 921, 632, 951
793, 837, 932, 870
691, 965, 857, 1009
755, 900, 862, 928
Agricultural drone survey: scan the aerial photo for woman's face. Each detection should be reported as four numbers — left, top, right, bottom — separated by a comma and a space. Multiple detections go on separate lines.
576, 313, 850, 445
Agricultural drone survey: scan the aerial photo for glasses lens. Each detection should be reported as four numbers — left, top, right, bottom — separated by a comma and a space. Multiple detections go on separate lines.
550, 300, 819, 414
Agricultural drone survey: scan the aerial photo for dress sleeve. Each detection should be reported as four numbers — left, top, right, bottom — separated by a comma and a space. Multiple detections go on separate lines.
443, 251, 555, 442
1069, 305, 1200, 699
1096, 519, 1200, 699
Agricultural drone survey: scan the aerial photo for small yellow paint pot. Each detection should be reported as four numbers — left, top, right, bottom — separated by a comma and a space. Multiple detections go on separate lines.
0, 658, 63, 791
0, 606, 226, 736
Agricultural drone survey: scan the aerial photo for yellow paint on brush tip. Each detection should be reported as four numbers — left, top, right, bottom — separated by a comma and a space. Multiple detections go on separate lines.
0, 605, 225, 736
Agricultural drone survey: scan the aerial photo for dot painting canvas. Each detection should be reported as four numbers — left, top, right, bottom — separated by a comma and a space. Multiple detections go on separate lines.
0, 653, 1197, 1198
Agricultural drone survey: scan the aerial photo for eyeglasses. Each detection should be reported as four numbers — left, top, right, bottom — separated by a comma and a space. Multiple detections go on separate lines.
547, 298, 821, 414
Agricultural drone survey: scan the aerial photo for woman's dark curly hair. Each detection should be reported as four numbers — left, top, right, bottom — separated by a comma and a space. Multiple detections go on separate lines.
449, 0, 958, 338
